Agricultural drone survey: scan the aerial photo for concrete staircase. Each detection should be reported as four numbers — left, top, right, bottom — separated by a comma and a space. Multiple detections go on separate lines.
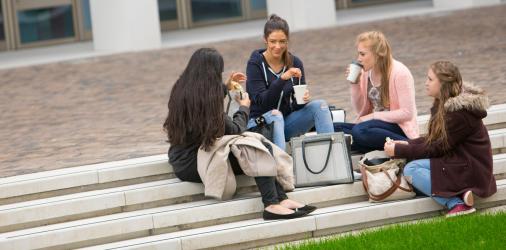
1, 104, 505, 249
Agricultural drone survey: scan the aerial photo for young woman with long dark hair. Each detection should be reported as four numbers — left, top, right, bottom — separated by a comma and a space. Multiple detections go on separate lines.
164, 48, 314, 220
384, 61, 496, 217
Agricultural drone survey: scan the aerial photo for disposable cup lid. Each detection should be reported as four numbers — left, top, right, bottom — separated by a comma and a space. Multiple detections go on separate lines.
351, 61, 363, 68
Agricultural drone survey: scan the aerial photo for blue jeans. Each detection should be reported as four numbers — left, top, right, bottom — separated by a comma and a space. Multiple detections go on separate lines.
404, 159, 463, 210
334, 119, 407, 153
248, 99, 334, 150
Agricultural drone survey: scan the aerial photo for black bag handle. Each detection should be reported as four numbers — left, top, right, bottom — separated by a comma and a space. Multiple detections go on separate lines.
301, 137, 333, 174
225, 90, 232, 114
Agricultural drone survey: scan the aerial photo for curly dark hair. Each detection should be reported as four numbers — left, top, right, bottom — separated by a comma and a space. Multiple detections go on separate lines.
163, 48, 225, 151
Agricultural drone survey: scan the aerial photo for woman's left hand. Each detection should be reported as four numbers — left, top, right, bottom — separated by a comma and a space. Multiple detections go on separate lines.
302, 89, 310, 103
384, 141, 395, 157
227, 72, 247, 89
358, 113, 374, 123
231, 72, 246, 83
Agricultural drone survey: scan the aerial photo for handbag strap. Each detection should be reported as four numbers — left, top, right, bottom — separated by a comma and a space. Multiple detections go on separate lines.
301, 137, 333, 174
361, 167, 413, 201
225, 90, 232, 114
380, 169, 414, 193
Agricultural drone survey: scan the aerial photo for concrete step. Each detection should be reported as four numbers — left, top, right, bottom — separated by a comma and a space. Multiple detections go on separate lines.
0, 157, 504, 249
1, 152, 504, 234
0, 155, 171, 205
0, 175, 256, 233
1, 104, 504, 206
78, 179, 506, 250
349, 127, 506, 170
2, 126, 505, 207
417, 103, 506, 134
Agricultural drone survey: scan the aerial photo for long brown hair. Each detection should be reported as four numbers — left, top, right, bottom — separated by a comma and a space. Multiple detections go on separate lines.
264, 14, 293, 68
426, 61, 463, 152
356, 31, 393, 108
163, 48, 225, 151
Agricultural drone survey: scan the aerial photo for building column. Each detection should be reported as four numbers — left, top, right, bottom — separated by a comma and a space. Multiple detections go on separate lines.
433, 0, 502, 9
266, 0, 336, 32
90, 0, 161, 52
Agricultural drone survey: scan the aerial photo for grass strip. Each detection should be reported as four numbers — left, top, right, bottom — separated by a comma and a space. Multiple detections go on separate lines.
281, 212, 506, 250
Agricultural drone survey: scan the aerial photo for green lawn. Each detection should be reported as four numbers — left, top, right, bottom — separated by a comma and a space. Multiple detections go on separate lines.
280, 212, 506, 250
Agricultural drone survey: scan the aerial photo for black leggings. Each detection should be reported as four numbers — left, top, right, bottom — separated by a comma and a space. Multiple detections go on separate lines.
230, 154, 288, 207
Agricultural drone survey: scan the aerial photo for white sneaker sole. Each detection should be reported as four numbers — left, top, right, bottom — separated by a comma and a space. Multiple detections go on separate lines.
463, 191, 474, 207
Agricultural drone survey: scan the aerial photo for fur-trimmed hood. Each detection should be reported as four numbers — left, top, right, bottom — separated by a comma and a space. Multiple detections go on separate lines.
444, 82, 489, 118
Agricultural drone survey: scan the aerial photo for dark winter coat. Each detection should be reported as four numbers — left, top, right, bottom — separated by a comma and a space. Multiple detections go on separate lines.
395, 83, 496, 198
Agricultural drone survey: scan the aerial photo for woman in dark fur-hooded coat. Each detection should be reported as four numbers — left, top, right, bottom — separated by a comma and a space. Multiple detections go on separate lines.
384, 61, 496, 217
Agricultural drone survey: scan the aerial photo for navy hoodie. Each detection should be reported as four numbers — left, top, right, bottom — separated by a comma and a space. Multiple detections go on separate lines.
246, 49, 306, 119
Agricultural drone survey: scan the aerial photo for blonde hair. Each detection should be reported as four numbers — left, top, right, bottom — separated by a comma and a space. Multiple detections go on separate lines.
356, 31, 393, 108
426, 61, 463, 152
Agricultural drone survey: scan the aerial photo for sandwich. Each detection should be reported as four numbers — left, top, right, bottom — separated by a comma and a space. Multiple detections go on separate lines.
230, 80, 244, 99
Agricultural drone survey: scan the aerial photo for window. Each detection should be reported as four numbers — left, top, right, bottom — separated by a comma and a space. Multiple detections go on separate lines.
159, 0, 178, 21
190, 0, 242, 23
17, 5, 75, 44
0, 2, 5, 42
250, 0, 266, 11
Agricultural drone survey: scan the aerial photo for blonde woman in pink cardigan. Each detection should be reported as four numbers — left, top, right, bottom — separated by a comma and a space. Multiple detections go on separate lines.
335, 31, 419, 153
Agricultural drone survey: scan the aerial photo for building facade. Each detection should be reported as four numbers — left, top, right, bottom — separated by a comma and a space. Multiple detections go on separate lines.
0, 0, 422, 52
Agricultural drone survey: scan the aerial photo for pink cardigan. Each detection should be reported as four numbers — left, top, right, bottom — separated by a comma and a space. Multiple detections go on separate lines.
350, 59, 419, 139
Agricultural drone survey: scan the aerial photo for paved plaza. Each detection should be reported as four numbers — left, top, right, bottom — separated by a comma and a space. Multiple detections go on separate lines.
0, 5, 505, 177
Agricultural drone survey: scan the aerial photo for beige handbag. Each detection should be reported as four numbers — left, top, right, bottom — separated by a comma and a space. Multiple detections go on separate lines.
359, 151, 416, 202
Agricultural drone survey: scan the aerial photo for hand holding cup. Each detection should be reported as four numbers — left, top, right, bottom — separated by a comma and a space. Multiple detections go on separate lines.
303, 89, 310, 103
293, 85, 308, 104
346, 61, 363, 84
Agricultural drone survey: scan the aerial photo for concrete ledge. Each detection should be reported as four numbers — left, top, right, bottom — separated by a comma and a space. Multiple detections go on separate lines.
418, 104, 506, 134
1, 163, 504, 249
78, 180, 506, 250
0, 176, 255, 233
0, 155, 169, 204
1, 104, 504, 205
1, 129, 504, 206
1, 152, 504, 234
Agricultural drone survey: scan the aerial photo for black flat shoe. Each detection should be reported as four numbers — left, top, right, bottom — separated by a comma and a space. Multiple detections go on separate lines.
293, 205, 317, 214
263, 210, 307, 220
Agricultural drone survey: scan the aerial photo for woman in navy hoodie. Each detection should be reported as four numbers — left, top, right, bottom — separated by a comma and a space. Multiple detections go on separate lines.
246, 14, 334, 150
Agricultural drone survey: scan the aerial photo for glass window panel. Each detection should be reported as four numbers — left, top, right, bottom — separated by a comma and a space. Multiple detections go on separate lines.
0, 2, 5, 41
158, 0, 178, 21
81, 0, 92, 31
191, 0, 242, 23
18, 5, 75, 44
351, 0, 389, 3
250, 0, 266, 11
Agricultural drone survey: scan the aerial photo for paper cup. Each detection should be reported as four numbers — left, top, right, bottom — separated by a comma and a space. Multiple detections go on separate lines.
346, 61, 363, 83
293, 85, 307, 104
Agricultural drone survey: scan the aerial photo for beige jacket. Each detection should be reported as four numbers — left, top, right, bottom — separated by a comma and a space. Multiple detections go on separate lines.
197, 132, 294, 200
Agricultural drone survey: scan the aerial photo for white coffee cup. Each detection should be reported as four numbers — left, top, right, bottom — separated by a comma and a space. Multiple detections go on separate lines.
346, 61, 363, 83
293, 85, 307, 104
